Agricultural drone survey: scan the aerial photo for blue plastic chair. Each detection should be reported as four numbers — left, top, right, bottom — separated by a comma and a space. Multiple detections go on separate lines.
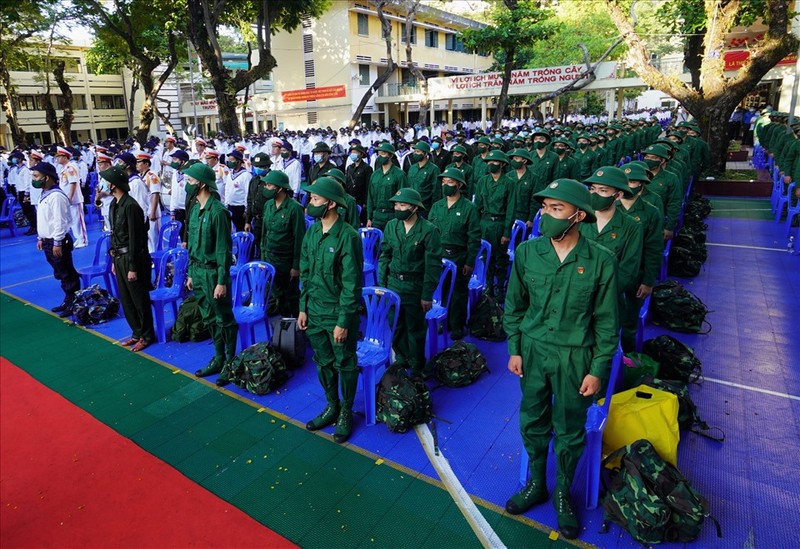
425, 259, 457, 361
468, 239, 492, 319
357, 286, 401, 426
149, 248, 189, 344
233, 261, 275, 352
775, 182, 796, 223
359, 227, 383, 286
784, 184, 800, 237
528, 210, 542, 240
0, 196, 18, 237
304, 215, 315, 231
506, 219, 527, 286
230, 231, 255, 288
76, 233, 117, 297
660, 239, 672, 281
518, 342, 624, 510
635, 295, 651, 353
771, 170, 784, 214
150, 220, 182, 281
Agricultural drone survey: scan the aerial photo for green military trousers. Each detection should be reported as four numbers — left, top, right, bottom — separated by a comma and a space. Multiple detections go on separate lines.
442, 250, 469, 334
387, 277, 427, 373
265, 253, 300, 318
519, 336, 594, 488
305, 312, 360, 410
480, 218, 509, 296
190, 265, 238, 361
620, 289, 643, 352
114, 253, 155, 343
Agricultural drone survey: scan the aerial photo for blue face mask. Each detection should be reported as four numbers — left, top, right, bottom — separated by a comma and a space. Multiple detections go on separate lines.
313, 154, 323, 164
349, 152, 360, 162
431, 142, 440, 150
253, 167, 267, 176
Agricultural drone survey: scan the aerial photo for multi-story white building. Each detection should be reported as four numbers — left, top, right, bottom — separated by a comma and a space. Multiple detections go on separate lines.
0, 45, 140, 147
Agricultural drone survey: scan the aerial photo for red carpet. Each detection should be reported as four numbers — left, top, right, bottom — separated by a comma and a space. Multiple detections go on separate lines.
0, 357, 296, 549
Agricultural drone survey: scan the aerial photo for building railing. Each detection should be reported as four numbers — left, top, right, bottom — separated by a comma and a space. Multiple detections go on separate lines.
379, 82, 421, 97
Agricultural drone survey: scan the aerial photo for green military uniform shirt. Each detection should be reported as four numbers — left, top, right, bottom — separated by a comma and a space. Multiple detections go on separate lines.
508, 167, 538, 222
308, 160, 336, 184
406, 160, 441, 211
553, 155, 579, 181
579, 208, 644, 295
366, 165, 407, 227
504, 236, 619, 378
527, 150, 559, 196
618, 196, 664, 287
446, 160, 475, 198
428, 195, 481, 268
245, 173, 267, 224
109, 193, 149, 273
650, 167, 683, 230
260, 196, 306, 270
378, 216, 443, 303
299, 216, 363, 328
188, 196, 233, 286
574, 149, 597, 180
474, 172, 518, 239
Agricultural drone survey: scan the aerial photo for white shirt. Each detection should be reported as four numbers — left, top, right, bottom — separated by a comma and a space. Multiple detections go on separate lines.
59, 161, 83, 205
142, 169, 161, 218
128, 174, 150, 218
273, 157, 302, 193
171, 171, 186, 211
13, 165, 31, 193
37, 187, 72, 243
224, 168, 249, 206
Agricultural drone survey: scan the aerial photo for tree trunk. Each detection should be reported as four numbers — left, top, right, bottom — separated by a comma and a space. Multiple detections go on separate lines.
687, 99, 738, 175
128, 74, 140, 137
136, 72, 155, 144
52, 60, 74, 145
0, 65, 27, 147
155, 100, 177, 135
350, 0, 395, 129
214, 79, 239, 136
39, 92, 60, 144
492, 46, 515, 128
684, 33, 703, 91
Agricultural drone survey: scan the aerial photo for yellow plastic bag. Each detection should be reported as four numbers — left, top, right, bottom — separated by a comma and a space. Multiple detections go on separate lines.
599, 384, 680, 468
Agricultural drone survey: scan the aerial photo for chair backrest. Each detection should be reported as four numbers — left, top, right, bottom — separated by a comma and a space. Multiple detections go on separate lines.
508, 219, 526, 255
599, 343, 625, 414
432, 258, 457, 308
157, 220, 183, 252
0, 196, 16, 218
88, 172, 98, 187
529, 210, 542, 240
154, 248, 189, 293
472, 239, 492, 285
359, 227, 383, 265
90, 233, 111, 268
231, 231, 255, 267
234, 261, 275, 309
305, 215, 315, 231
362, 286, 401, 349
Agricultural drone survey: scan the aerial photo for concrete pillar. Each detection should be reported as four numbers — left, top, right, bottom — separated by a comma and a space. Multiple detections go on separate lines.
383, 106, 390, 128
553, 96, 560, 119
481, 97, 487, 131
616, 88, 624, 119
447, 99, 453, 127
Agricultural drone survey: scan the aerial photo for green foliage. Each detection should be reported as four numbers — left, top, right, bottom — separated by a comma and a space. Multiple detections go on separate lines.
460, 0, 559, 68
658, 0, 766, 35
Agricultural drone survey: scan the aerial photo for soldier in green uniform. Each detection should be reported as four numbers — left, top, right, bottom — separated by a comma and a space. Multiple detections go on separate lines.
618, 162, 664, 351
446, 144, 475, 198
327, 168, 360, 229
642, 144, 683, 239
405, 140, 441, 213
528, 129, 558, 195
552, 139, 579, 180
182, 162, 238, 380
367, 142, 408, 231
259, 170, 305, 318
471, 136, 492, 180
299, 177, 363, 443
506, 148, 538, 229
574, 133, 597, 180
308, 142, 337, 184
428, 168, 481, 340
474, 149, 517, 300
504, 178, 619, 540
378, 187, 443, 374
629, 161, 665, 216
102, 165, 155, 352
244, 152, 272, 248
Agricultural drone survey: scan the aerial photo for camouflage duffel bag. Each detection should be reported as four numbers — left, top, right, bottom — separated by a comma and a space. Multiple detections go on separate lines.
376, 364, 433, 433
227, 342, 288, 396
430, 341, 489, 387
602, 439, 721, 544
70, 284, 120, 325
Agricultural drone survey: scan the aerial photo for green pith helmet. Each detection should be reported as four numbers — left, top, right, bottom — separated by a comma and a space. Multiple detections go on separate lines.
261, 170, 291, 189
485, 149, 509, 164
583, 166, 634, 198
389, 187, 426, 209
302, 176, 348, 207
99, 165, 129, 192
620, 162, 651, 184
182, 162, 217, 189
438, 167, 466, 185
533, 178, 596, 223
375, 142, 396, 154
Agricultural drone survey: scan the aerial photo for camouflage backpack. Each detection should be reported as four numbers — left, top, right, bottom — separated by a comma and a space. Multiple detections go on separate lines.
376, 364, 433, 433
667, 245, 703, 278
70, 285, 120, 325
642, 334, 703, 384
171, 295, 210, 342
227, 342, 288, 395
468, 294, 506, 341
602, 439, 721, 544
431, 341, 489, 387
640, 375, 724, 442
650, 280, 710, 333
